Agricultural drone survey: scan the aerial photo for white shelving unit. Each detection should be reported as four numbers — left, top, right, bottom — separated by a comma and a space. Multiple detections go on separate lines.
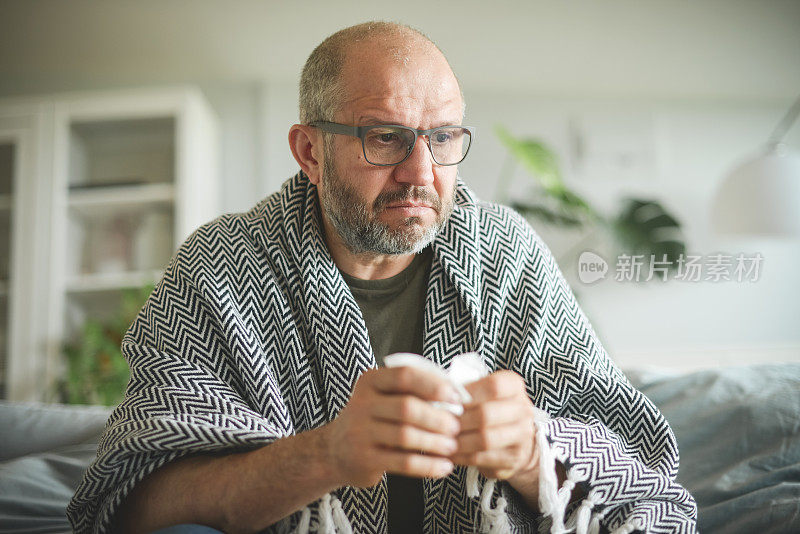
0, 87, 219, 401
0, 142, 14, 399
0, 104, 41, 402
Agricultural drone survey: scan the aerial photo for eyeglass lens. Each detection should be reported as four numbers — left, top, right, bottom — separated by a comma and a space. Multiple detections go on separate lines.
363, 126, 471, 165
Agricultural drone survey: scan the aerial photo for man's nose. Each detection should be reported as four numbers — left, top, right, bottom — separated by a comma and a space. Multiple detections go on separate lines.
392, 136, 435, 186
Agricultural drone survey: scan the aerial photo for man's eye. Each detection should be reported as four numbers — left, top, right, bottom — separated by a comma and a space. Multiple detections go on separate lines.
368, 129, 403, 145
433, 132, 452, 144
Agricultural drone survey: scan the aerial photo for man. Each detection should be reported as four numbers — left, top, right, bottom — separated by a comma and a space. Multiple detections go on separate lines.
69, 22, 697, 533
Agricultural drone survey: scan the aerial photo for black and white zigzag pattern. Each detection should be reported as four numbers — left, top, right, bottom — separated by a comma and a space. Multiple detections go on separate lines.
68, 172, 697, 533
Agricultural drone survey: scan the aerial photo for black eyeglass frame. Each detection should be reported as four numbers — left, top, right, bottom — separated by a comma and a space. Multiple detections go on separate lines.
309, 121, 474, 166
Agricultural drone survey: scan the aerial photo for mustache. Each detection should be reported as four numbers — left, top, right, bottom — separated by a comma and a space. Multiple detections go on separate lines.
373, 186, 441, 212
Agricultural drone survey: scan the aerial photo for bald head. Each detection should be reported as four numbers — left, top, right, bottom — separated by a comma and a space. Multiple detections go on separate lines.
299, 21, 463, 124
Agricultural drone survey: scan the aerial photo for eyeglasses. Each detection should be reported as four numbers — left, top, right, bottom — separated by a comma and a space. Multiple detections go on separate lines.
309, 121, 474, 166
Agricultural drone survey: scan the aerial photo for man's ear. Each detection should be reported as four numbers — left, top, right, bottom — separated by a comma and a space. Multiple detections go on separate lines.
289, 124, 324, 185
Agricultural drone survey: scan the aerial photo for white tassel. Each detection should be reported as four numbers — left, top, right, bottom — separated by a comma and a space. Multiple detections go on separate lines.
317, 493, 334, 534
556, 478, 576, 509
588, 514, 602, 534
296, 506, 311, 534
476, 478, 511, 534
562, 464, 596, 534
479, 478, 495, 533
572, 489, 600, 534
294, 493, 354, 534
331, 494, 353, 534
489, 497, 510, 534
574, 500, 593, 534
466, 466, 481, 498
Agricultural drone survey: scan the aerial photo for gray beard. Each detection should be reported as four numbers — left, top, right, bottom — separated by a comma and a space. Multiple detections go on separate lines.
319, 155, 454, 256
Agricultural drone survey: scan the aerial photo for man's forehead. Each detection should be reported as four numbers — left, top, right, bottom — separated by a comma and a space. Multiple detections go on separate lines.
338, 95, 463, 127
337, 39, 462, 125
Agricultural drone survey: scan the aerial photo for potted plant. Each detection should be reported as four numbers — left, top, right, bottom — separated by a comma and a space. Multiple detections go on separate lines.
495, 125, 686, 271
60, 284, 153, 405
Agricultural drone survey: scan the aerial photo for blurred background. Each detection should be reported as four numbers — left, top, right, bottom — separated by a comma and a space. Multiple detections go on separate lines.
0, 0, 798, 403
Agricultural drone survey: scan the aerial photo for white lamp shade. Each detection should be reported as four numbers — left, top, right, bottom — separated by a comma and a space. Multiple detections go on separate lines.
713, 144, 800, 236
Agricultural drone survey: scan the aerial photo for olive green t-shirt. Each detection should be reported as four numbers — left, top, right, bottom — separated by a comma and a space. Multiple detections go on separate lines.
340, 247, 432, 533
340, 247, 432, 365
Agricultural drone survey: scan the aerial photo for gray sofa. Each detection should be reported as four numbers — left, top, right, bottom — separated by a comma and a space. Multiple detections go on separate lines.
1, 363, 799, 533
0, 402, 112, 533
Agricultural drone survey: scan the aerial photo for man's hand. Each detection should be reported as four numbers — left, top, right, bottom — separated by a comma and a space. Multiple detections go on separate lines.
451, 371, 540, 484
323, 367, 463, 488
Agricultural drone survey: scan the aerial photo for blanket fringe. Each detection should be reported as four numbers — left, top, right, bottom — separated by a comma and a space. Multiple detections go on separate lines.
295, 505, 311, 534
317, 493, 332, 533
467, 465, 481, 498
293, 493, 352, 534
535, 414, 609, 534
478, 478, 511, 534
331, 494, 353, 534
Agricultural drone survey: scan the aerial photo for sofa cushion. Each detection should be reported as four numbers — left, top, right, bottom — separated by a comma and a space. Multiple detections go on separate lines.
0, 401, 112, 461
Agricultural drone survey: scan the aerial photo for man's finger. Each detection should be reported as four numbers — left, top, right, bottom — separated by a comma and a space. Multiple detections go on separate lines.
371, 394, 461, 435
457, 421, 533, 453
458, 398, 531, 432
372, 421, 458, 457
370, 366, 461, 403
451, 445, 535, 480
451, 446, 518, 470
464, 370, 526, 403
375, 448, 455, 479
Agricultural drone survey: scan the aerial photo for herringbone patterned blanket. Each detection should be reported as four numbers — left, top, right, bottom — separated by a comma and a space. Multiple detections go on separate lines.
68, 172, 697, 533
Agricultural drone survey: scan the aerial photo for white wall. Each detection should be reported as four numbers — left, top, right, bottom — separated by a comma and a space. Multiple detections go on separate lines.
199, 83, 262, 214
2, 1, 799, 100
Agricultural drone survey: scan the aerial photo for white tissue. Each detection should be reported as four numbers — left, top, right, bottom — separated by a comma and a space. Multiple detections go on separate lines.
384, 352, 489, 415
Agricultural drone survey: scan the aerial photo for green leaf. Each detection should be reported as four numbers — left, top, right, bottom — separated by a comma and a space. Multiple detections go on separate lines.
511, 202, 585, 227
612, 199, 686, 266
495, 125, 598, 224
495, 125, 564, 193
61, 284, 154, 405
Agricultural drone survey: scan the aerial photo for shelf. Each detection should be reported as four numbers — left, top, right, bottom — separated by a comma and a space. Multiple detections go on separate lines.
68, 182, 174, 211
69, 116, 175, 190
66, 269, 163, 294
